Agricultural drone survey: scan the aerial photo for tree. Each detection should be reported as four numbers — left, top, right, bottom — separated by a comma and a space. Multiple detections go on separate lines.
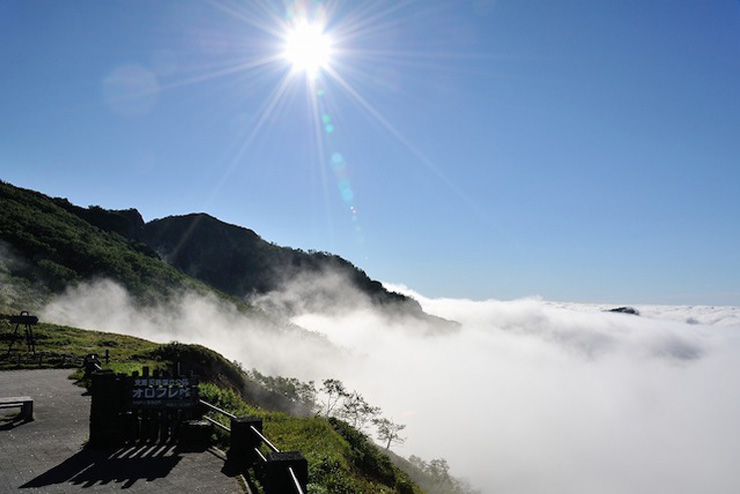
320, 378, 349, 417
250, 369, 317, 412
372, 417, 406, 450
339, 391, 381, 430
428, 458, 451, 484
407, 455, 483, 494
409, 455, 427, 471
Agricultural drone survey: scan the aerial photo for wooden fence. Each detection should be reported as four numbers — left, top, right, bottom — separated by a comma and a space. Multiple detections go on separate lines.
200, 399, 308, 494
88, 367, 308, 493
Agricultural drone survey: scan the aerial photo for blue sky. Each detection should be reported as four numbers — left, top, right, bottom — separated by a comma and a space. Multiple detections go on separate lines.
1, 0, 739, 305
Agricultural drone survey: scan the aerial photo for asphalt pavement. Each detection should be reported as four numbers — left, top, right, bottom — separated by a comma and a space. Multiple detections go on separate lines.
0, 369, 245, 493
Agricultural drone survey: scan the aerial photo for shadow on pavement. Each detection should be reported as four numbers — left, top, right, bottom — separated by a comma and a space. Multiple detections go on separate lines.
21, 444, 183, 489
0, 413, 31, 431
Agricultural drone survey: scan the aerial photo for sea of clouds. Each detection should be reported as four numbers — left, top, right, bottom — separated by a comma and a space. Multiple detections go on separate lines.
41, 277, 740, 494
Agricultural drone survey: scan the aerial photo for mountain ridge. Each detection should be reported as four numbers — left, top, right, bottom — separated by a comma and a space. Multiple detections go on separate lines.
2, 179, 457, 330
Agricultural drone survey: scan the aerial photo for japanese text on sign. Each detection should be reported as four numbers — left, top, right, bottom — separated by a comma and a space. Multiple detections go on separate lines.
129, 377, 198, 409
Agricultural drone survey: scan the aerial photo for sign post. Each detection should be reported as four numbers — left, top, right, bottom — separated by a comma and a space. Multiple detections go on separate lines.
130, 376, 199, 409
89, 367, 201, 447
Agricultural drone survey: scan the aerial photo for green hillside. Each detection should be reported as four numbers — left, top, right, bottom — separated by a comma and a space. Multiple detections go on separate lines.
44, 195, 425, 315
136, 214, 458, 332
139, 213, 421, 310
0, 179, 477, 493
0, 319, 423, 493
0, 178, 455, 329
0, 180, 284, 338
0, 180, 205, 311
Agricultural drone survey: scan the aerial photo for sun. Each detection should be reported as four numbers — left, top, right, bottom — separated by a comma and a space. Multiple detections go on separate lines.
283, 21, 333, 77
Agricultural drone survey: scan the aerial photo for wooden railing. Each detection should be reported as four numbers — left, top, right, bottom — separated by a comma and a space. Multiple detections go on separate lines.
199, 399, 308, 493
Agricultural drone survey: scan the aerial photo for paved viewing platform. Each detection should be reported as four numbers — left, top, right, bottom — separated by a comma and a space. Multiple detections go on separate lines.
0, 369, 245, 493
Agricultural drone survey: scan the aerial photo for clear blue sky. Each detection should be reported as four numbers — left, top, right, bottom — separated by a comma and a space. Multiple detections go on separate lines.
2, 1, 739, 305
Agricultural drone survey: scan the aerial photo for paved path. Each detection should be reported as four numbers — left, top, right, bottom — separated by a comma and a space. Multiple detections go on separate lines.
0, 369, 245, 493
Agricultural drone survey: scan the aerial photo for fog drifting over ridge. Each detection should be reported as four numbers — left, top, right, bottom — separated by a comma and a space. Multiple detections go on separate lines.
41, 277, 740, 494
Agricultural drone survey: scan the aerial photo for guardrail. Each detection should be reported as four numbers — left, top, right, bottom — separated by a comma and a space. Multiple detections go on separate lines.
0, 352, 85, 368
199, 399, 308, 493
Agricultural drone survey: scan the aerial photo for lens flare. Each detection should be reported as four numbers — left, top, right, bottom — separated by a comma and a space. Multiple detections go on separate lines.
196, 0, 468, 251
283, 21, 333, 77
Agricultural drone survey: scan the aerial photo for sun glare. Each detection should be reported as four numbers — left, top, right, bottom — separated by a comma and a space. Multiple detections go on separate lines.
283, 22, 333, 76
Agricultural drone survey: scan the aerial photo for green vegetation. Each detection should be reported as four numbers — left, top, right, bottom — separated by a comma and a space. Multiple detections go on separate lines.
248, 368, 317, 413
152, 342, 249, 394
137, 213, 417, 308
403, 456, 482, 494
0, 180, 205, 311
0, 179, 476, 492
373, 417, 407, 450
199, 384, 422, 494
0, 322, 427, 492
0, 316, 160, 371
318, 379, 382, 432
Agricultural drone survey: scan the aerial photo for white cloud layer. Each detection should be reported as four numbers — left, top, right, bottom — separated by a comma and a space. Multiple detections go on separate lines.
41, 278, 740, 494
41, 279, 343, 377
363, 285, 740, 493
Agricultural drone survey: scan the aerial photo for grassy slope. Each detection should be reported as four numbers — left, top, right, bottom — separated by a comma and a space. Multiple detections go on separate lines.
200, 384, 420, 494
1, 180, 224, 311
0, 180, 290, 342
0, 180, 461, 491
0, 317, 160, 371
0, 320, 423, 493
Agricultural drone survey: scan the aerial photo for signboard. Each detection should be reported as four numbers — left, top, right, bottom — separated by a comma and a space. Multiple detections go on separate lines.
129, 376, 199, 409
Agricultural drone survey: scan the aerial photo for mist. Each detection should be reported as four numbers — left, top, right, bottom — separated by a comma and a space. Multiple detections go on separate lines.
41, 279, 344, 378
41, 277, 740, 493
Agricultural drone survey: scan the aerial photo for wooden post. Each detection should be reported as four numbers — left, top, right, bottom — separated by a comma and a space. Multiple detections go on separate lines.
229, 416, 263, 461
89, 370, 124, 447
20, 400, 33, 421
265, 452, 308, 493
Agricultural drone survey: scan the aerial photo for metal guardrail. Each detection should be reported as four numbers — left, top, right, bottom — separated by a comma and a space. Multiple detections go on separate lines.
0, 352, 85, 368
250, 425, 280, 453
203, 415, 231, 433
288, 467, 303, 493
254, 447, 267, 463
199, 399, 307, 494
199, 399, 237, 420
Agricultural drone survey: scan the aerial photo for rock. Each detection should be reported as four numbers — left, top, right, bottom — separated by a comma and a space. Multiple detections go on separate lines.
607, 306, 640, 316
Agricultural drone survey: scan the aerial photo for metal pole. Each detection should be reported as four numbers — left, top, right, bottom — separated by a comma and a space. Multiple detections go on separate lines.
289, 467, 305, 494
199, 399, 237, 420
251, 425, 280, 453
